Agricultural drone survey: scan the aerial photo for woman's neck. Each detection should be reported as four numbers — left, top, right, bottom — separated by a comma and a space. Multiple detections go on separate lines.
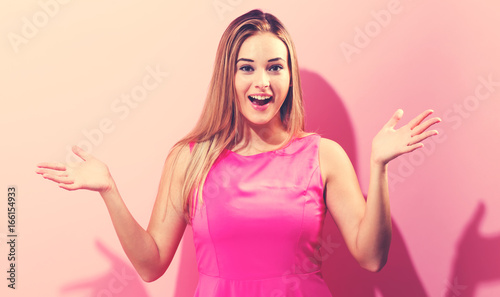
234, 119, 289, 154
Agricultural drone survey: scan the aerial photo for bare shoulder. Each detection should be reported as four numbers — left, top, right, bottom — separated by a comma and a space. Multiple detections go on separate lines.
319, 137, 348, 160
319, 137, 353, 181
157, 143, 192, 197
151, 143, 191, 223
165, 143, 191, 172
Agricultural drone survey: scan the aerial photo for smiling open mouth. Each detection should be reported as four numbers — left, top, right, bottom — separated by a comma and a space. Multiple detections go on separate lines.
248, 95, 272, 106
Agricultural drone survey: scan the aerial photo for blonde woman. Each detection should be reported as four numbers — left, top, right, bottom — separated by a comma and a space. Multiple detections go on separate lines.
36, 9, 440, 296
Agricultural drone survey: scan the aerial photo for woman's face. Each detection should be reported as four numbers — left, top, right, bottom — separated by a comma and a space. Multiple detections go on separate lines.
234, 32, 290, 128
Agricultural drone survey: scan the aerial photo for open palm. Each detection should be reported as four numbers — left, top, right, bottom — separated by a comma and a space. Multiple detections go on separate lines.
36, 145, 113, 193
371, 109, 441, 165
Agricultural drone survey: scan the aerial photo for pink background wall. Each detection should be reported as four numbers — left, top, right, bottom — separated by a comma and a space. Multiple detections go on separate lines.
1, 0, 499, 296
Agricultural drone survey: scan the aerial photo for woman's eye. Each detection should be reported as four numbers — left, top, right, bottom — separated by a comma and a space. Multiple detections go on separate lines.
239, 66, 254, 72
269, 65, 283, 72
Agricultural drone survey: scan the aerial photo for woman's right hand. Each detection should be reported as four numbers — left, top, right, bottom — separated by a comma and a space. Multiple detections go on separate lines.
36, 145, 114, 193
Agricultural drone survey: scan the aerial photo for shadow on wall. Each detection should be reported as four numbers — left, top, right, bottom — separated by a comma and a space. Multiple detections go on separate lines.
169, 68, 432, 297
60, 239, 150, 297
58, 69, 434, 297
444, 202, 500, 297
57, 70, 500, 297
170, 70, 428, 297
301, 69, 429, 297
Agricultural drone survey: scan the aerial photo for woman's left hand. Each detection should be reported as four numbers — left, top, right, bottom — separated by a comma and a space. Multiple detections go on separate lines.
371, 109, 441, 166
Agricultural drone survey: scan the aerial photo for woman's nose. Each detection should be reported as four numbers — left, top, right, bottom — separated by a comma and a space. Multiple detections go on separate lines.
254, 70, 269, 89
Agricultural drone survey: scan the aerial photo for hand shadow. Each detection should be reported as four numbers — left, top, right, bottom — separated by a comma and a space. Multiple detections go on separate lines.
302, 68, 429, 297
444, 202, 500, 297
60, 239, 149, 297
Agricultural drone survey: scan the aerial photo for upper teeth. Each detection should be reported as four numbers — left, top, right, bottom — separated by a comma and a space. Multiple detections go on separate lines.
250, 95, 271, 100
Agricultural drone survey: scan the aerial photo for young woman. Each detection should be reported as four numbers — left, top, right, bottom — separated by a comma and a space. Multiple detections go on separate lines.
36, 9, 440, 296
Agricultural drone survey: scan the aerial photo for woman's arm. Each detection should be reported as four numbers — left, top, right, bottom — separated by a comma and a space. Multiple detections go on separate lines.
320, 109, 440, 272
36, 144, 190, 282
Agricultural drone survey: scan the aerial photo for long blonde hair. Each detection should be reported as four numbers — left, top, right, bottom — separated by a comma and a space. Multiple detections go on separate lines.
165, 9, 306, 223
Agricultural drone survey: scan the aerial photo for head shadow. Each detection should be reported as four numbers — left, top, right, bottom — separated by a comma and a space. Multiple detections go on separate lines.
301, 68, 429, 297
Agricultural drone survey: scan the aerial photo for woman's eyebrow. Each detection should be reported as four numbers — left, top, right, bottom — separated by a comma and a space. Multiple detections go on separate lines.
267, 57, 285, 62
236, 57, 285, 63
236, 58, 253, 63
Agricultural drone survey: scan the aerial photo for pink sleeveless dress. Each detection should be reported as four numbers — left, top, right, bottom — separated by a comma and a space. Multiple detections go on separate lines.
190, 134, 333, 296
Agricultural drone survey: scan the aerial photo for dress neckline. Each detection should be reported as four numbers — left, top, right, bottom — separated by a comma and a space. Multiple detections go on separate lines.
227, 133, 317, 157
